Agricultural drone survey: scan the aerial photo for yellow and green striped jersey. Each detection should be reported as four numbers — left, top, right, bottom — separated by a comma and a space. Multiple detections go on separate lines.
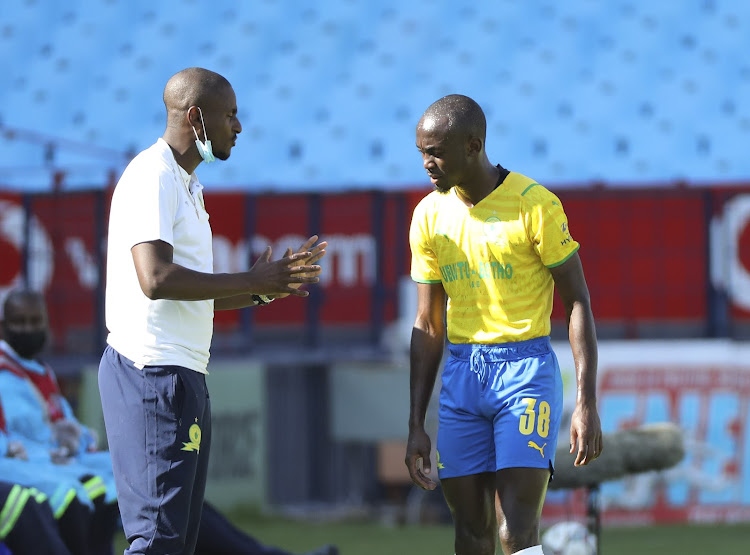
409, 172, 579, 344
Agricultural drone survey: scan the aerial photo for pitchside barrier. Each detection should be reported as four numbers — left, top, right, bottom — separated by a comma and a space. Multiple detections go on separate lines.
76, 339, 750, 524
79, 360, 268, 511
1, 184, 750, 356
5, 182, 750, 519
549, 339, 750, 525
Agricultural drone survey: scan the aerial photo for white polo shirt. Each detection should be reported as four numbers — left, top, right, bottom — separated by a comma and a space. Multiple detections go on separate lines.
105, 138, 213, 374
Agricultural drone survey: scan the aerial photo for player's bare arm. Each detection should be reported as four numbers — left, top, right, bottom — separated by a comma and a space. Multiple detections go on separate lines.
215, 235, 328, 309
405, 282, 447, 491
131, 239, 320, 302
549, 251, 603, 466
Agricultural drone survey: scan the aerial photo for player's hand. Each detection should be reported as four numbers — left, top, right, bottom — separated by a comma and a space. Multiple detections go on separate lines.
84, 427, 99, 452
7, 440, 28, 461
405, 427, 437, 490
52, 419, 82, 454
569, 400, 603, 466
245, 246, 321, 297
273, 235, 328, 299
50, 446, 72, 465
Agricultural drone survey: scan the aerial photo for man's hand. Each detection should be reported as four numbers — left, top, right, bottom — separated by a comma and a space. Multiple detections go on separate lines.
569, 400, 603, 466
52, 419, 82, 454
246, 244, 322, 297
84, 427, 99, 452
405, 427, 437, 490
6, 440, 28, 461
50, 446, 72, 465
272, 235, 328, 299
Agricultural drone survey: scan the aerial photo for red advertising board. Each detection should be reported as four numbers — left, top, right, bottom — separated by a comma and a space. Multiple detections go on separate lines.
0, 186, 749, 352
554, 189, 708, 323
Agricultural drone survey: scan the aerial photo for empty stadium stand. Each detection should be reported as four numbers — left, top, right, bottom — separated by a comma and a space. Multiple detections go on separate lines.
1, 0, 749, 190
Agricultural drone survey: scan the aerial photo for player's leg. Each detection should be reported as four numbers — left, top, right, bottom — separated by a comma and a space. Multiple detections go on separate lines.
437, 349, 497, 555
195, 501, 340, 555
495, 468, 549, 554
0, 482, 71, 555
87, 491, 119, 554
441, 473, 497, 555
76, 451, 122, 552
196, 501, 292, 555
56, 494, 94, 555
0, 463, 96, 555
489, 337, 564, 554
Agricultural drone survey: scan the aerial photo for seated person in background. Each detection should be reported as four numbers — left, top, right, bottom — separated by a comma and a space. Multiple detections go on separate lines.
0, 289, 338, 555
0, 401, 100, 555
0, 480, 73, 555
0, 291, 119, 554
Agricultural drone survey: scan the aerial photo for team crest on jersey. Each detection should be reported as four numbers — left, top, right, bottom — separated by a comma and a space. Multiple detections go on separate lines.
181, 419, 202, 453
482, 216, 508, 247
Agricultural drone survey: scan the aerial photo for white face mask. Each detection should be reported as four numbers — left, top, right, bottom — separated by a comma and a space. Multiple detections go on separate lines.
191, 106, 215, 163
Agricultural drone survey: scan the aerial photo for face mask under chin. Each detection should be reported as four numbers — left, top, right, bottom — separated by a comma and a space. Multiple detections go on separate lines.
3, 329, 47, 359
192, 106, 216, 163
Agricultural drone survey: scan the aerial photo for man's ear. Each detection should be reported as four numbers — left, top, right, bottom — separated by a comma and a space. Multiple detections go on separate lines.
467, 136, 483, 156
186, 106, 201, 128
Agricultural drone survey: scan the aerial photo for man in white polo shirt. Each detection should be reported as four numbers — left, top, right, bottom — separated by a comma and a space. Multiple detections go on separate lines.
99, 67, 326, 555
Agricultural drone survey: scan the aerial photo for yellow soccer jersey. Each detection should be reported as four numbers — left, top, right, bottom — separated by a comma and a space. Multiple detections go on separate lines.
409, 172, 579, 344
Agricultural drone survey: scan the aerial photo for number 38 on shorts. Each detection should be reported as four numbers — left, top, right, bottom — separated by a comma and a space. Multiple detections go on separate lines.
518, 397, 551, 437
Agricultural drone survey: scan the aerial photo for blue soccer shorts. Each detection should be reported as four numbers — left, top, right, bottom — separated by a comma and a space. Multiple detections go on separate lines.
436, 336, 563, 479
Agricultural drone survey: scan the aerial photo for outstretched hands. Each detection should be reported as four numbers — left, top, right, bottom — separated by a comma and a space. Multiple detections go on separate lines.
247, 235, 327, 298
276, 235, 328, 298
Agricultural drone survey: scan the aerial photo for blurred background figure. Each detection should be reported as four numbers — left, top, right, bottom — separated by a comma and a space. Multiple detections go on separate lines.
0, 481, 74, 555
0, 288, 339, 555
1, 289, 119, 553
0, 402, 99, 555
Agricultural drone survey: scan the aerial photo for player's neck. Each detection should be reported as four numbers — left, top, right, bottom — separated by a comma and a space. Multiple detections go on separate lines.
162, 130, 203, 175
454, 162, 503, 208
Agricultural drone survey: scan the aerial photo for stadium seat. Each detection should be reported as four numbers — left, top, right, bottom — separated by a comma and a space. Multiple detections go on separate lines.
2, 0, 750, 190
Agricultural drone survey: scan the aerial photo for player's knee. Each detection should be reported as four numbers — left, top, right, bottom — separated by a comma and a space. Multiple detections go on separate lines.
499, 519, 539, 552
455, 524, 496, 555
455, 534, 495, 555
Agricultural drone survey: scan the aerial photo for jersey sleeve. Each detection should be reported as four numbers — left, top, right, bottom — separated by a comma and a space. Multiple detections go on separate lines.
523, 185, 580, 268
117, 162, 179, 249
409, 197, 442, 283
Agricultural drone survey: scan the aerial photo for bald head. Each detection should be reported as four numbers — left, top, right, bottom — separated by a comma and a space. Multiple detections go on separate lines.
1, 288, 48, 359
3, 289, 45, 319
418, 94, 487, 142
163, 67, 232, 125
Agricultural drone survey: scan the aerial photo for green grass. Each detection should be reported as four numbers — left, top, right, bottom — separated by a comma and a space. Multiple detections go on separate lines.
599, 523, 750, 554
114, 514, 750, 554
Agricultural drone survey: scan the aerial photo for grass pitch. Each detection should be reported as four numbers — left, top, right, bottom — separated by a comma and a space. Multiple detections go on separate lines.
114, 511, 750, 554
